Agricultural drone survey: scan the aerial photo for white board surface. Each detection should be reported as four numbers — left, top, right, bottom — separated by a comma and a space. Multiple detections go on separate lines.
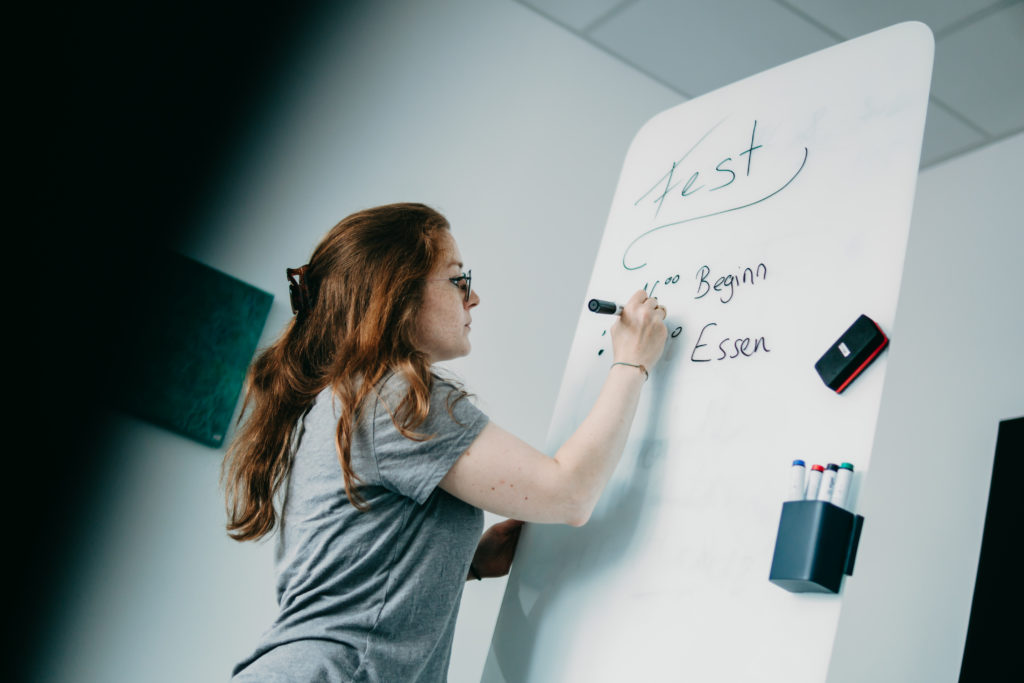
483, 22, 933, 683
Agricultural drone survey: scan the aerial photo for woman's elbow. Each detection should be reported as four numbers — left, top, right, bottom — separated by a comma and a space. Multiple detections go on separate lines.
564, 497, 593, 527
567, 511, 590, 527
548, 459, 595, 526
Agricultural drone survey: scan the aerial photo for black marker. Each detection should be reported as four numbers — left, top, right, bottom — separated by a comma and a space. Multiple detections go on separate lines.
588, 299, 623, 315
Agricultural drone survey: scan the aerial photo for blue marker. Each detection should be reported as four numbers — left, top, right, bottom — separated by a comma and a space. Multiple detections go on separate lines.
786, 459, 806, 501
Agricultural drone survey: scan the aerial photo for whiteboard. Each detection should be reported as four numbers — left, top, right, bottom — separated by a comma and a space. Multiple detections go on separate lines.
483, 22, 933, 683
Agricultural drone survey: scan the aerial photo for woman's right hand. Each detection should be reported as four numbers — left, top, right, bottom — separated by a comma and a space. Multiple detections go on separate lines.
439, 289, 671, 527
610, 289, 668, 371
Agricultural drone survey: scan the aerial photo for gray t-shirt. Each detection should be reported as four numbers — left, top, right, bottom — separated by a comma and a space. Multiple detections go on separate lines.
232, 373, 489, 682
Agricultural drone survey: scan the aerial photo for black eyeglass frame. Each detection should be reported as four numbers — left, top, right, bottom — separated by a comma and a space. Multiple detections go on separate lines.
449, 269, 472, 303
425, 269, 472, 302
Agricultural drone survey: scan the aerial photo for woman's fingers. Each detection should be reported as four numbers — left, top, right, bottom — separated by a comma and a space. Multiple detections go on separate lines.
627, 289, 649, 307
610, 290, 669, 369
637, 292, 668, 319
653, 299, 667, 318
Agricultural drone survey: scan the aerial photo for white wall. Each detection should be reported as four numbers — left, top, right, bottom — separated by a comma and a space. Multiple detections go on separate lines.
33, 2, 679, 682
827, 132, 1024, 682
34, 0, 1021, 680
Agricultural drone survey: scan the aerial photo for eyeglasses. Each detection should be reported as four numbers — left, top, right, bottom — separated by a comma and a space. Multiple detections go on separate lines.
427, 270, 472, 302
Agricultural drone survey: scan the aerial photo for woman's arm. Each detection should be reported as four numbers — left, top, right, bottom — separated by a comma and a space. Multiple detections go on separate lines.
439, 290, 667, 526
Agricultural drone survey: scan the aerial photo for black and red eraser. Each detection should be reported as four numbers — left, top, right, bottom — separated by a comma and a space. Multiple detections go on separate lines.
814, 314, 889, 393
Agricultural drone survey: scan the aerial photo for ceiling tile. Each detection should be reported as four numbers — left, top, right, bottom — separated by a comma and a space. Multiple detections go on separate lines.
589, 0, 837, 97
931, 2, 1024, 136
781, 0, 1005, 38
518, 0, 629, 31
919, 100, 989, 166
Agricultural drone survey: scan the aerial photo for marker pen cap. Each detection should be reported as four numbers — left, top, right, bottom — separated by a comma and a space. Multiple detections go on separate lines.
787, 460, 807, 501
588, 299, 620, 314
805, 464, 824, 500
832, 463, 855, 510
816, 463, 839, 502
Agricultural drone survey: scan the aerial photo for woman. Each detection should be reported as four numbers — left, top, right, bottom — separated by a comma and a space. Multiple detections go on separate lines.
224, 203, 667, 682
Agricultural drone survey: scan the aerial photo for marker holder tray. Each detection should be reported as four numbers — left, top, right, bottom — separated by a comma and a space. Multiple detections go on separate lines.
768, 500, 864, 594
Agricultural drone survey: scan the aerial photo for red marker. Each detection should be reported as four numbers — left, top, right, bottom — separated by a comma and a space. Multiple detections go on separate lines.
804, 464, 825, 500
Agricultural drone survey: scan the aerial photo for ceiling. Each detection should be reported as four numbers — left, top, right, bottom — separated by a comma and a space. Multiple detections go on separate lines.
516, 0, 1023, 167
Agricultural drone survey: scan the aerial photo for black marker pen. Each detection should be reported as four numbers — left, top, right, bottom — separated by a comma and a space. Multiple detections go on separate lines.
588, 299, 623, 315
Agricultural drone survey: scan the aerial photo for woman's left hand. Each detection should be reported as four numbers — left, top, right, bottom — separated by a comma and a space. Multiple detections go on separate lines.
469, 518, 525, 580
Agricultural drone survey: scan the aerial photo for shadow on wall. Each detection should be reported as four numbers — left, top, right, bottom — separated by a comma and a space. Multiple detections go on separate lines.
14, 1, 333, 680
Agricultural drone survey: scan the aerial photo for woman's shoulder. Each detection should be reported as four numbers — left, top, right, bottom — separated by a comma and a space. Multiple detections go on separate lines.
372, 370, 482, 430
376, 368, 464, 400
304, 371, 469, 420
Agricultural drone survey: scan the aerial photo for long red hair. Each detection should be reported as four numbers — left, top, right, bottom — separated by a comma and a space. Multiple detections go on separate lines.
222, 203, 453, 541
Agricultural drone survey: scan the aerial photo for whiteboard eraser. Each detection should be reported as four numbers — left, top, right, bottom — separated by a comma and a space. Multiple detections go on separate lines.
814, 314, 888, 393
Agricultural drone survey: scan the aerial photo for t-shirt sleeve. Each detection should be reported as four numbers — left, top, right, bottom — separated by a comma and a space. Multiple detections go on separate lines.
370, 375, 489, 505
